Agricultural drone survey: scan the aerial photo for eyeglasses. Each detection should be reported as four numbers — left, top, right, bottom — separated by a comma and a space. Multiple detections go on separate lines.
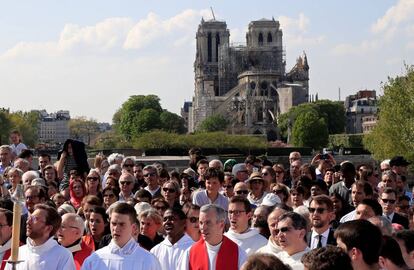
188, 217, 199, 223
228, 210, 246, 215
381, 198, 396, 204
120, 181, 132, 185
144, 173, 156, 177
123, 164, 134, 168
162, 188, 176, 193
87, 177, 99, 182
308, 207, 327, 214
103, 193, 115, 198
235, 190, 249, 195
275, 226, 292, 234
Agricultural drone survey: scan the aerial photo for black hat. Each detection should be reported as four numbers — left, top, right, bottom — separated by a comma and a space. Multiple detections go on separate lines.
389, 156, 411, 167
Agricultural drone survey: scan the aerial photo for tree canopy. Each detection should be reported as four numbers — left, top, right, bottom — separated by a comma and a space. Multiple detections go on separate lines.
363, 66, 414, 160
291, 109, 329, 149
198, 114, 229, 132
0, 109, 39, 146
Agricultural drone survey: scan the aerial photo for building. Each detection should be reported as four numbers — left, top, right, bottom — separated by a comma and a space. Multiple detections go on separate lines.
38, 110, 70, 145
185, 17, 309, 138
345, 90, 378, 134
361, 115, 377, 133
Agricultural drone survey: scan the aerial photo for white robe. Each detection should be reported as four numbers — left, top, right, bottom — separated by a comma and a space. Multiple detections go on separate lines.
256, 238, 283, 255
224, 228, 267, 256
5, 237, 75, 270
178, 239, 247, 270
150, 233, 194, 270
0, 238, 12, 262
276, 247, 310, 270
81, 238, 161, 270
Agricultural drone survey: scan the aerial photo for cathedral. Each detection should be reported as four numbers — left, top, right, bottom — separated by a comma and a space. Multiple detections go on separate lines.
184, 17, 309, 140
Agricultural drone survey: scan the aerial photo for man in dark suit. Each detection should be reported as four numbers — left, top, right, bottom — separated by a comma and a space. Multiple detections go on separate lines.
380, 187, 409, 229
307, 195, 336, 249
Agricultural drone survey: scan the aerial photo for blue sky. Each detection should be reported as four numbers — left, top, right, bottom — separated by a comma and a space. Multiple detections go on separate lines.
0, 0, 413, 122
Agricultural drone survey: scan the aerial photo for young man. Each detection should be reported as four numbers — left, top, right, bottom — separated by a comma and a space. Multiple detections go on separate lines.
7, 204, 75, 270
394, 230, 414, 269
192, 168, 228, 211
275, 212, 310, 270
151, 208, 194, 270
143, 165, 161, 198
379, 187, 409, 229
224, 196, 267, 256
302, 246, 353, 270
307, 195, 336, 249
329, 162, 356, 207
178, 204, 247, 270
81, 202, 161, 270
335, 219, 382, 270
340, 181, 373, 223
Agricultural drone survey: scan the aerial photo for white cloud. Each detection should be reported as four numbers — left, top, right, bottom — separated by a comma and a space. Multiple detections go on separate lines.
332, 40, 381, 55
371, 0, 414, 34
279, 12, 309, 33
123, 9, 210, 49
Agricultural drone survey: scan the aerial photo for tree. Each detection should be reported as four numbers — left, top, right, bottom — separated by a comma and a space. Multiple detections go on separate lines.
198, 114, 229, 132
8, 110, 40, 147
291, 109, 328, 149
363, 66, 414, 160
277, 100, 345, 140
0, 110, 12, 145
159, 111, 186, 134
69, 117, 100, 146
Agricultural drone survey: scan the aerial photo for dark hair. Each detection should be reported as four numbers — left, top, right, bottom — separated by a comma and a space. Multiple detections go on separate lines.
151, 197, 169, 208
204, 167, 225, 183
81, 195, 102, 208
165, 207, 187, 220
0, 198, 14, 212
334, 219, 382, 265
302, 246, 352, 270
352, 181, 373, 197
182, 202, 200, 216
278, 211, 307, 241
110, 202, 138, 225
39, 153, 51, 161
300, 163, 316, 181
394, 230, 414, 253
244, 155, 257, 165
290, 185, 305, 195
196, 159, 209, 168
0, 208, 13, 226
309, 194, 334, 212
134, 189, 152, 201
398, 195, 410, 203
360, 198, 383, 216
134, 162, 145, 169
25, 185, 48, 201
102, 186, 120, 200
229, 195, 252, 213
34, 204, 62, 237
380, 235, 406, 267
158, 168, 170, 179
381, 187, 397, 198
241, 253, 291, 270
18, 149, 34, 159
89, 206, 109, 224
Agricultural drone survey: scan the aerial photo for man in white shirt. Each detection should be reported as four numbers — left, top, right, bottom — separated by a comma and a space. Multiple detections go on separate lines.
275, 212, 310, 270
178, 204, 247, 270
224, 196, 267, 255
7, 204, 75, 270
81, 202, 161, 270
143, 165, 161, 198
257, 206, 287, 255
151, 208, 194, 270
193, 168, 229, 211
307, 195, 336, 249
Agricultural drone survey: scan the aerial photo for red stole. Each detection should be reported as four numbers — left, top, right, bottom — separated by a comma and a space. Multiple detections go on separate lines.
1, 249, 11, 270
189, 236, 238, 270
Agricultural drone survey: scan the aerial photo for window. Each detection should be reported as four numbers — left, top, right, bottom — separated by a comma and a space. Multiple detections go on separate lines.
258, 33, 263, 46
267, 33, 272, 43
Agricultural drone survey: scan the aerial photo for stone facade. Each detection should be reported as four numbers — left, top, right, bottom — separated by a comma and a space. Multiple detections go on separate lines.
38, 110, 70, 144
345, 90, 378, 134
185, 17, 309, 139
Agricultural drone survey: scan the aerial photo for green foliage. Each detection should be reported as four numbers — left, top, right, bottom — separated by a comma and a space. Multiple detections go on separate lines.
328, 134, 364, 148
0, 110, 12, 145
69, 117, 100, 146
159, 111, 186, 134
132, 131, 267, 150
363, 66, 414, 160
198, 114, 229, 132
115, 95, 185, 139
94, 131, 132, 149
0, 110, 39, 146
291, 109, 328, 149
277, 100, 345, 139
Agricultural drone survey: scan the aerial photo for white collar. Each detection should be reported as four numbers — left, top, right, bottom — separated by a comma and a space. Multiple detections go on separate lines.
109, 237, 137, 255
26, 237, 58, 254
0, 238, 12, 253
311, 227, 330, 239
67, 242, 82, 253
162, 233, 193, 247
384, 212, 395, 221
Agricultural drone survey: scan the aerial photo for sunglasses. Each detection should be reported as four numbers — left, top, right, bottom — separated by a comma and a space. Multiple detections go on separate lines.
87, 177, 99, 181
162, 188, 176, 193
250, 180, 263, 184
120, 181, 132, 185
188, 216, 199, 223
308, 207, 327, 214
155, 206, 168, 211
381, 199, 396, 204
144, 173, 156, 177
235, 190, 249, 195
275, 226, 292, 234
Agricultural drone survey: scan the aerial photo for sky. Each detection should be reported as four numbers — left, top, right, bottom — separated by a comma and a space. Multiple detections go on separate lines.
0, 0, 413, 123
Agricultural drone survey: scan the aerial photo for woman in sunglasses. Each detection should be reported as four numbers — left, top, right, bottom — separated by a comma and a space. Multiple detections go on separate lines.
161, 180, 181, 209
85, 169, 103, 199
182, 203, 201, 242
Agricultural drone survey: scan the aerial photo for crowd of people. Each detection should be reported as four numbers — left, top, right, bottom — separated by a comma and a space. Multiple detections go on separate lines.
0, 132, 413, 270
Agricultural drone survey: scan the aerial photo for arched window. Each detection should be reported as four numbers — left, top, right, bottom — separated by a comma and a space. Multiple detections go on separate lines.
267, 33, 272, 43
258, 33, 263, 46
207, 32, 212, 62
